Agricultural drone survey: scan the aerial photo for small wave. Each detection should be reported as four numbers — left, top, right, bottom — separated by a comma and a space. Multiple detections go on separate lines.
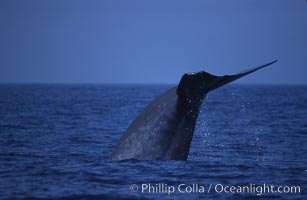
18, 194, 137, 200
0, 152, 42, 158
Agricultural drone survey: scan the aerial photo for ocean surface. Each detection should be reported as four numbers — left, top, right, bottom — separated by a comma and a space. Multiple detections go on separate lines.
0, 84, 306, 200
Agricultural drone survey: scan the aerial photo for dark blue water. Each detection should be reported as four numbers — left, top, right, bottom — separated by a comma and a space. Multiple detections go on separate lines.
0, 84, 306, 199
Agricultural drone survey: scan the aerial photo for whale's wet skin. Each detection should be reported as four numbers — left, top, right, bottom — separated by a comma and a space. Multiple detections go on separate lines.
0, 83, 306, 199
111, 61, 278, 161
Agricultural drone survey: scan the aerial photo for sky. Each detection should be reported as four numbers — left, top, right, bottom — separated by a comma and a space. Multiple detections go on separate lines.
0, 0, 306, 84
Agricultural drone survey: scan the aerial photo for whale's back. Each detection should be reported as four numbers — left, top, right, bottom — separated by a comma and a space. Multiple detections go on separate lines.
111, 87, 183, 160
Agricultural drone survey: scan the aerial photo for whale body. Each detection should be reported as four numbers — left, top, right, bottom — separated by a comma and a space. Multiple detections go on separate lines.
111, 60, 277, 161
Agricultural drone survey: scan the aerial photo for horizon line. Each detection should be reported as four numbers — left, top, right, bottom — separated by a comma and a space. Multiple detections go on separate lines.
0, 82, 307, 86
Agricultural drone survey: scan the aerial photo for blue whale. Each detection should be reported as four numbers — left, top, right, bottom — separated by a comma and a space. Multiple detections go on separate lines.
111, 60, 277, 160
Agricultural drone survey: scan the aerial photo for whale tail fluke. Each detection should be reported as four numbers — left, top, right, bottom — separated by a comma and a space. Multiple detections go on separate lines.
205, 60, 278, 92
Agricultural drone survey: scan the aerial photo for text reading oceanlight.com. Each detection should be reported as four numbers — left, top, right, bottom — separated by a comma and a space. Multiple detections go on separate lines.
129, 183, 301, 196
